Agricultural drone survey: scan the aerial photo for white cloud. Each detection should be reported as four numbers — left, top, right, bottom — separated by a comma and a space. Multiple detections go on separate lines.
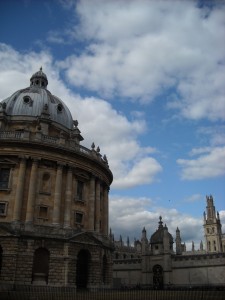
0, 43, 161, 189
177, 146, 225, 180
183, 194, 202, 203
113, 157, 162, 189
197, 125, 225, 146
109, 195, 205, 250
58, 0, 225, 120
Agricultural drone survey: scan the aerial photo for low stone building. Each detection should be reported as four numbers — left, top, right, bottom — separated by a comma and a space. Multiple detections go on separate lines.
0, 69, 113, 289
112, 196, 225, 289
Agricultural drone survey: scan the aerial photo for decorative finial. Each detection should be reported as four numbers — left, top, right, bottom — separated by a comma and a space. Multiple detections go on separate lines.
96, 146, 100, 153
158, 216, 163, 228
91, 142, 95, 150
40, 66, 42, 72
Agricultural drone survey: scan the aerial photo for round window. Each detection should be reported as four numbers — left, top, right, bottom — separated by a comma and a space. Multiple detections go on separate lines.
57, 104, 63, 112
23, 96, 31, 104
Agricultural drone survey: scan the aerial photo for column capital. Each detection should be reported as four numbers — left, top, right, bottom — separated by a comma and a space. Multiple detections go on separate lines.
67, 166, 73, 173
31, 157, 40, 164
57, 163, 64, 169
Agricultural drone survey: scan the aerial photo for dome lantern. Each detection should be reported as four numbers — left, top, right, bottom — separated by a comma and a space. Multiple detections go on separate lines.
30, 67, 48, 88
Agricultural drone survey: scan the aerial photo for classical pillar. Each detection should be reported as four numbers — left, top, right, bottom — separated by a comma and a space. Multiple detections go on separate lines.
13, 157, 27, 222
25, 158, 39, 224
95, 180, 101, 232
64, 243, 69, 286
88, 175, 95, 231
63, 167, 73, 228
103, 186, 109, 236
52, 164, 63, 225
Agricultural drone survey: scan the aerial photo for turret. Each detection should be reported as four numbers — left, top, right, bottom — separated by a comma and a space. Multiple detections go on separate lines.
141, 227, 148, 254
175, 227, 182, 255
203, 195, 222, 253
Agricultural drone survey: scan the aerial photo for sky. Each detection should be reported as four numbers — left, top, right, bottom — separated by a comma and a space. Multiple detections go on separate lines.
0, 0, 225, 250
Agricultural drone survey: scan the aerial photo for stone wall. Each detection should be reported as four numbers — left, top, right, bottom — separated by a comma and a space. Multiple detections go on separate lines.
0, 229, 113, 288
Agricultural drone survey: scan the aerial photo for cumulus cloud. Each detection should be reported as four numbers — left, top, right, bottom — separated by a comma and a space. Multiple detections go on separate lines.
58, 0, 225, 121
0, 43, 162, 189
177, 146, 225, 180
109, 195, 205, 250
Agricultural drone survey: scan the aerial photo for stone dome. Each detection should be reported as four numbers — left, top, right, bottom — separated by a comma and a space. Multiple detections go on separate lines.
0, 68, 74, 130
150, 216, 173, 244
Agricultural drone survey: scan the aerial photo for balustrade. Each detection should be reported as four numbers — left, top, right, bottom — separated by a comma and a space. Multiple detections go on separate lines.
0, 130, 108, 166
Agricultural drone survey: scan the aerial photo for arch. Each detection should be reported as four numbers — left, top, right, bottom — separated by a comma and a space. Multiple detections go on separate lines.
153, 264, 163, 290
76, 249, 91, 289
102, 255, 107, 284
32, 247, 50, 285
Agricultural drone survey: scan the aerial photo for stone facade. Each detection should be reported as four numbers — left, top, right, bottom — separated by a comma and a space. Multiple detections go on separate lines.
0, 69, 113, 289
112, 197, 225, 289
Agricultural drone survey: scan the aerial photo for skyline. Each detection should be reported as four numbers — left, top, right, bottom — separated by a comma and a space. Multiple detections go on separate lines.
0, 0, 225, 249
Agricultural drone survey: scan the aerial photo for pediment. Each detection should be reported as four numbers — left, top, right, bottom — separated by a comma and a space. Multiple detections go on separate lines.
68, 231, 102, 246
0, 158, 17, 166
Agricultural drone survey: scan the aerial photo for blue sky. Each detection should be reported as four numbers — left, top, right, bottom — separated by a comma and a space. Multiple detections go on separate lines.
0, 0, 225, 249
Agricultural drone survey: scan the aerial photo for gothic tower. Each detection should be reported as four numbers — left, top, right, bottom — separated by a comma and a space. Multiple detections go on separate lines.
203, 195, 222, 252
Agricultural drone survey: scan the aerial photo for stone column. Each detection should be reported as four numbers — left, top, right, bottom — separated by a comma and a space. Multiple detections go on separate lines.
103, 186, 109, 236
13, 157, 27, 223
95, 180, 101, 232
25, 158, 38, 224
52, 164, 63, 225
88, 175, 95, 231
64, 167, 73, 228
63, 243, 69, 286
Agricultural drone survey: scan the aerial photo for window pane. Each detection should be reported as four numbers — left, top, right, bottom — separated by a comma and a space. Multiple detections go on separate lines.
75, 212, 83, 224
77, 181, 84, 200
0, 203, 6, 215
0, 168, 10, 189
39, 206, 48, 219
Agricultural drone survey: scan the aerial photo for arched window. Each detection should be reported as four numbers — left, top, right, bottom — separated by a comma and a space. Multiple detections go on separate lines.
153, 264, 163, 290
208, 241, 211, 251
32, 248, 50, 285
102, 255, 107, 284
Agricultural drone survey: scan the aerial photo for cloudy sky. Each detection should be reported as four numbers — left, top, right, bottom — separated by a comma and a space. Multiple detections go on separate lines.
0, 0, 225, 250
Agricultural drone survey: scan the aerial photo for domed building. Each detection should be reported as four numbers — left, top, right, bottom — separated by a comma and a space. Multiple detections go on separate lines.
0, 68, 113, 289
112, 199, 225, 289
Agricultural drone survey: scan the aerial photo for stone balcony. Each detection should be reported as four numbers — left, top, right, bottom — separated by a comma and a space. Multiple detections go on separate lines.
0, 130, 109, 168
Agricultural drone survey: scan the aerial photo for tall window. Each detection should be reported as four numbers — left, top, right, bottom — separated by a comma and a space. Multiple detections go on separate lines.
77, 181, 84, 201
40, 172, 51, 194
0, 168, 10, 189
208, 241, 211, 251
213, 240, 216, 251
